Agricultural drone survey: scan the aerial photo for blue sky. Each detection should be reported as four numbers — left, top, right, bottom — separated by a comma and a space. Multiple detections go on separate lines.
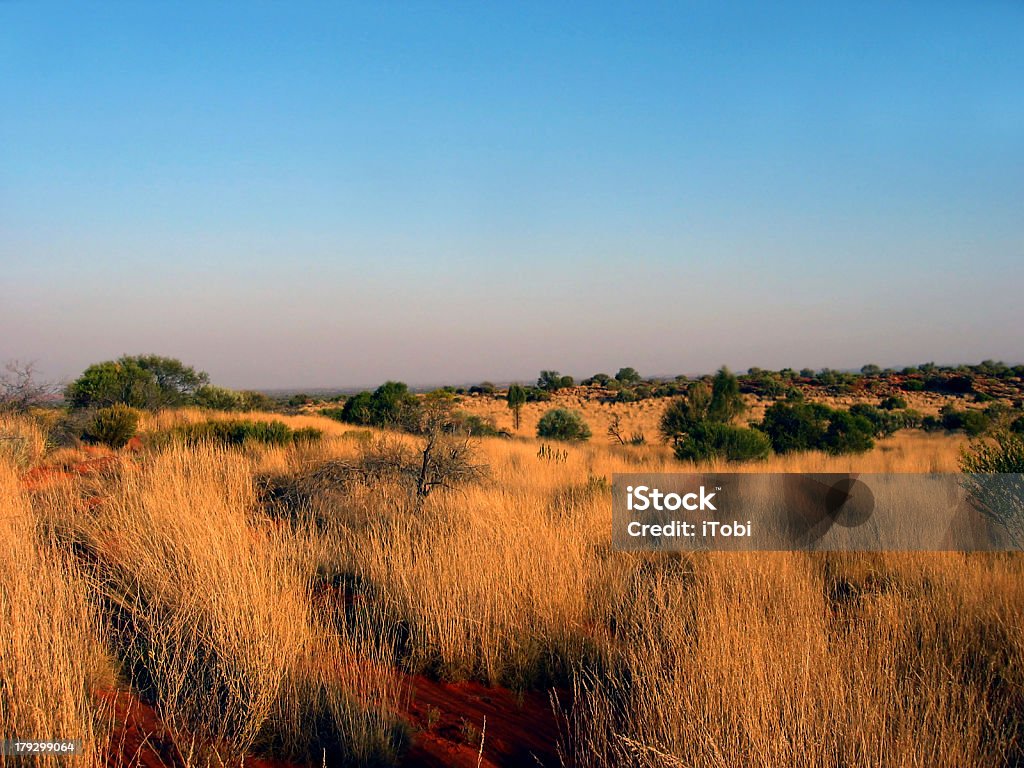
2, 2, 1021, 388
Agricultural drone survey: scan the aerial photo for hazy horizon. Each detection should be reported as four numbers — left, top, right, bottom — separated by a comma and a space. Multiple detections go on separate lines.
3, 2, 1022, 389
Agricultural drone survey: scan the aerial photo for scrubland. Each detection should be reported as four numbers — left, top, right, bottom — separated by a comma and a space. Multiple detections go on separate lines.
1, 406, 1021, 767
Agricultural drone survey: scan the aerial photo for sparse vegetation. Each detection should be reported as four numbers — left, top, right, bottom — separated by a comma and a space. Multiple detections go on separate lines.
4, 358, 1024, 766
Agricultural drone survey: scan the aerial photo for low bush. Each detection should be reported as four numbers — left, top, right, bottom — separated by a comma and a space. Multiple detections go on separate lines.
537, 409, 592, 442
172, 419, 321, 447
759, 402, 875, 455
940, 407, 991, 437
445, 411, 500, 437
673, 423, 771, 463
879, 395, 907, 410
83, 405, 140, 448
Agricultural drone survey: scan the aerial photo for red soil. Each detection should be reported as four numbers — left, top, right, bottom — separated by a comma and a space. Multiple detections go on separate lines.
21, 454, 120, 490
95, 675, 562, 768
403, 675, 562, 767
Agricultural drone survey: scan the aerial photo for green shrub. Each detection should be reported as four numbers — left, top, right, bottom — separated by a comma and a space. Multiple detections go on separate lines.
673, 423, 770, 463
940, 407, 991, 437
446, 411, 500, 437
83, 405, 140, 448
536, 409, 591, 442
960, 432, 1024, 547
849, 403, 900, 437
759, 402, 875, 455
339, 382, 420, 431
821, 411, 875, 455
193, 384, 245, 411
758, 402, 830, 453
172, 419, 320, 447
66, 355, 209, 410
879, 395, 907, 410
293, 426, 324, 443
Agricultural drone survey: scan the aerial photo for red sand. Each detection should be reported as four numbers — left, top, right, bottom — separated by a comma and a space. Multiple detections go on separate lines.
95, 675, 562, 768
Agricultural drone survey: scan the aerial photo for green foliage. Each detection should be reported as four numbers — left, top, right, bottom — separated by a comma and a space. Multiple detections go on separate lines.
821, 410, 875, 455
759, 402, 830, 453
507, 383, 527, 431
961, 431, 1024, 474
446, 411, 500, 437
536, 409, 591, 442
848, 404, 901, 438
615, 367, 641, 385
940, 406, 991, 437
193, 385, 245, 411
583, 373, 612, 387
172, 419, 320, 447
707, 367, 745, 423
66, 355, 209, 410
83, 405, 140, 448
960, 432, 1024, 547
659, 383, 712, 444
879, 395, 908, 410
339, 381, 421, 431
759, 401, 875, 455
537, 370, 573, 391
673, 422, 770, 463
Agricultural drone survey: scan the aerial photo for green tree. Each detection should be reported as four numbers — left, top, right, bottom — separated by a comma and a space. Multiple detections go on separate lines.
659, 382, 712, 447
66, 355, 209, 410
708, 366, 745, 423
340, 381, 421, 431
538, 370, 571, 391
507, 384, 527, 431
615, 367, 641, 386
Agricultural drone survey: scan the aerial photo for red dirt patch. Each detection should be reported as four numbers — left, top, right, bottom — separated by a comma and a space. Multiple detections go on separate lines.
97, 687, 185, 768
21, 455, 120, 490
96, 676, 563, 768
404, 676, 563, 767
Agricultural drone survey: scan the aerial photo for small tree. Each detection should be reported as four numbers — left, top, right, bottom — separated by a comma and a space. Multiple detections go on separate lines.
708, 366, 745, 423
66, 355, 209, 410
659, 382, 712, 447
537, 409, 591, 442
615, 367, 642, 386
538, 370, 571, 391
507, 384, 527, 431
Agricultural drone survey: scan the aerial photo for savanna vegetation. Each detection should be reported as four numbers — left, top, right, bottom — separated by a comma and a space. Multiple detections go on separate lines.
2, 355, 1024, 767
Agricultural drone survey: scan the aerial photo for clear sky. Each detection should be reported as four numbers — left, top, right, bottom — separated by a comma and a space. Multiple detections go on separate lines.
2, 2, 1021, 389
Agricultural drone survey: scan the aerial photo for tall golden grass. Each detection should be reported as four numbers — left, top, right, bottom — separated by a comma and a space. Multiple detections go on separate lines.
0, 463, 110, 768
1, 407, 1021, 767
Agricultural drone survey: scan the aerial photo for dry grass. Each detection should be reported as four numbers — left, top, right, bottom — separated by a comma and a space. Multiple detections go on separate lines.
0, 405, 1020, 767
0, 462, 111, 768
